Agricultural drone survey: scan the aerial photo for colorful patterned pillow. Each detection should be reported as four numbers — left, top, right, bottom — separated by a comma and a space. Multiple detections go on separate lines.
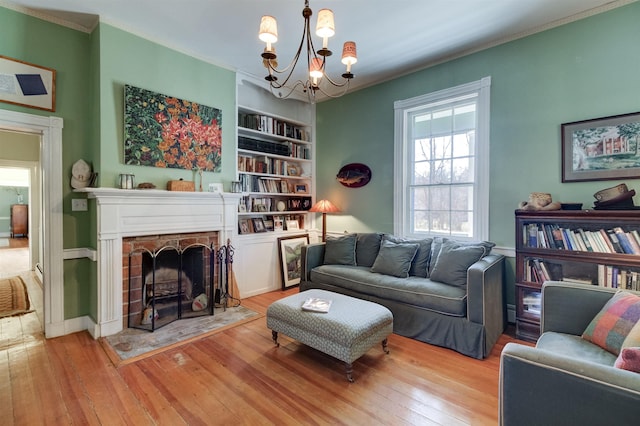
582, 291, 640, 355
614, 348, 640, 373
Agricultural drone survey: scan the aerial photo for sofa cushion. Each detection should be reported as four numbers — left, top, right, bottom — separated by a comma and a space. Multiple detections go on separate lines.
323, 234, 357, 266
615, 347, 640, 373
428, 237, 495, 276
383, 235, 433, 277
370, 240, 419, 278
537, 332, 618, 366
355, 233, 383, 267
309, 265, 467, 316
582, 291, 640, 355
429, 240, 486, 287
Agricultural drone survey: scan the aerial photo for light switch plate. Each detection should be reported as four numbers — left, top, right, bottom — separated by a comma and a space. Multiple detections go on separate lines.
71, 198, 88, 211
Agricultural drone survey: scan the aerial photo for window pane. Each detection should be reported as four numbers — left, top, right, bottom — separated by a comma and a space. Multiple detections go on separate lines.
451, 211, 473, 237
452, 132, 473, 157
452, 157, 472, 183
430, 210, 450, 233
453, 103, 476, 131
413, 115, 431, 139
451, 184, 473, 210
414, 139, 431, 161
413, 162, 430, 185
433, 136, 451, 160
432, 109, 452, 134
431, 186, 450, 210
411, 186, 429, 210
433, 159, 452, 184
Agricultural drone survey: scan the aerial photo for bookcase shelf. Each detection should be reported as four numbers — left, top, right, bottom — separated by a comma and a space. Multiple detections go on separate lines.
237, 104, 314, 235
515, 209, 640, 342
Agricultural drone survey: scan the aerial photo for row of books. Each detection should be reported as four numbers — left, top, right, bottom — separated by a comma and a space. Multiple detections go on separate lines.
523, 223, 640, 254
238, 112, 309, 141
524, 258, 640, 291
238, 174, 307, 194
238, 155, 306, 176
239, 196, 312, 213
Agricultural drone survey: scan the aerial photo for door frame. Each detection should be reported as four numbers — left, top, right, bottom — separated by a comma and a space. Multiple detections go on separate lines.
0, 109, 64, 338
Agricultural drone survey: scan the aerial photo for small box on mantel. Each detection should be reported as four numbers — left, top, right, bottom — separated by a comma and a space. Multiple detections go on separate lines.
167, 179, 195, 192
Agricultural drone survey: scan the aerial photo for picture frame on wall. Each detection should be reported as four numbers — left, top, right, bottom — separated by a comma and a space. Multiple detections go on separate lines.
561, 112, 640, 182
277, 234, 310, 289
0, 55, 56, 112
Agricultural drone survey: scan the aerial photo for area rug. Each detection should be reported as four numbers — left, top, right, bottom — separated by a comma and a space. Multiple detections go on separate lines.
101, 305, 262, 365
0, 275, 32, 318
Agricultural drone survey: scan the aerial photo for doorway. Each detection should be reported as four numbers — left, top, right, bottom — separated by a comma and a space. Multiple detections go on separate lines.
0, 109, 64, 338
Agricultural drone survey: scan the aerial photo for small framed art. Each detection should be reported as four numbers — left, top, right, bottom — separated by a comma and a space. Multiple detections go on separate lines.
562, 112, 640, 182
0, 55, 56, 112
286, 220, 300, 230
238, 219, 251, 234
277, 234, 310, 289
252, 217, 266, 232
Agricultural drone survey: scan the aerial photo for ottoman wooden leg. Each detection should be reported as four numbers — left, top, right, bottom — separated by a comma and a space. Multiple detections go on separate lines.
345, 363, 354, 383
382, 338, 389, 354
272, 330, 279, 347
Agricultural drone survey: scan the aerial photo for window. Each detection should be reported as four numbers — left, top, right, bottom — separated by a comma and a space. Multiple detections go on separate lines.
393, 77, 491, 241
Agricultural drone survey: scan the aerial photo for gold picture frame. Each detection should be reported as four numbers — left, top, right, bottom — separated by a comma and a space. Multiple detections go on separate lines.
0, 55, 56, 112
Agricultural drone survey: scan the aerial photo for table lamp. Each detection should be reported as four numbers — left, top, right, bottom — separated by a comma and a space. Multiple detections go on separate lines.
309, 199, 340, 242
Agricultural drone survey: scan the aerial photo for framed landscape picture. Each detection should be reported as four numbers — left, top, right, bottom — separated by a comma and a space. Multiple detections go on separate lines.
562, 112, 640, 182
277, 234, 309, 289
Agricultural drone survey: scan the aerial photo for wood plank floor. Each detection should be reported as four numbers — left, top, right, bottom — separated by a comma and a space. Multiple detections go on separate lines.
1, 285, 525, 425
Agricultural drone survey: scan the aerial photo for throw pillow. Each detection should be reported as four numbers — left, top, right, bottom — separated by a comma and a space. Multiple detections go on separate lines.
370, 240, 419, 278
427, 237, 495, 276
429, 240, 487, 287
582, 291, 640, 355
383, 235, 433, 277
355, 233, 383, 267
614, 347, 640, 373
323, 234, 357, 266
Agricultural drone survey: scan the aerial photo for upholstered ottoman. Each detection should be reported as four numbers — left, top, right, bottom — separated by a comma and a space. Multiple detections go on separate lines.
266, 289, 393, 382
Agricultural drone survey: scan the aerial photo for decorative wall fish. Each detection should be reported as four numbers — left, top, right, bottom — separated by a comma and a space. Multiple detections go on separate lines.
336, 163, 372, 188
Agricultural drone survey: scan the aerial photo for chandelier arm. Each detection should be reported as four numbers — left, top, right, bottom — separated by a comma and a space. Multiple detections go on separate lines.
314, 79, 351, 99
320, 72, 350, 88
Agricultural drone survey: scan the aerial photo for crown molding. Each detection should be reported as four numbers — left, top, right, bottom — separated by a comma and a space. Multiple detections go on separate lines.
0, 0, 96, 33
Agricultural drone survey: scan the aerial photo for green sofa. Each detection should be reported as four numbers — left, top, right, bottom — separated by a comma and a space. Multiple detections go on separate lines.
300, 233, 505, 359
499, 281, 640, 425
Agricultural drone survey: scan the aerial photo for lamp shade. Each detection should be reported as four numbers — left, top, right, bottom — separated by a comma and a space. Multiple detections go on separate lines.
315, 9, 335, 38
341, 41, 357, 65
309, 57, 324, 79
259, 15, 278, 44
309, 199, 340, 213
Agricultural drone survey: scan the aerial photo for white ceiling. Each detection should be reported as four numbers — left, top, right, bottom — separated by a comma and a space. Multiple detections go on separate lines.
2, 0, 633, 97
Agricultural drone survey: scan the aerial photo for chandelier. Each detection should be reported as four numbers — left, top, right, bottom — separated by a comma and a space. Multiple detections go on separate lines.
258, 0, 357, 101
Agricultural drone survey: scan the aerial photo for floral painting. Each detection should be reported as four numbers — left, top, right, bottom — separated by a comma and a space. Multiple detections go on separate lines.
124, 85, 222, 171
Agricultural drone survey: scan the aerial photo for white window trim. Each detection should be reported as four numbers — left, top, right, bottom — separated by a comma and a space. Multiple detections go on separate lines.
393, 76, 491, 240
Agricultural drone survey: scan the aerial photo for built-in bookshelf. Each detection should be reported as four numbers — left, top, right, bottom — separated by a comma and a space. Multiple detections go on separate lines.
515, 210, 640, 342
236, 105, 313, 235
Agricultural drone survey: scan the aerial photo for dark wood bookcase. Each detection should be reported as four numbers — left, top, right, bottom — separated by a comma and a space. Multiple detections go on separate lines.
515, 209, 640, 342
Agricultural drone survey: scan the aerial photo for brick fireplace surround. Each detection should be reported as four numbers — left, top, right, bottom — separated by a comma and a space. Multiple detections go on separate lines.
79, 188, 240, 338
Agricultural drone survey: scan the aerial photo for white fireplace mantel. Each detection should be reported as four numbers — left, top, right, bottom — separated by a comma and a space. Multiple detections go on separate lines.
76, 187, 241, 337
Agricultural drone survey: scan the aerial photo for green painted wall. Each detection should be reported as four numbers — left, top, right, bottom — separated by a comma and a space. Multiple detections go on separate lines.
316, 2, 640, 306
96, 23, 237, 190
0, 6, 93, 319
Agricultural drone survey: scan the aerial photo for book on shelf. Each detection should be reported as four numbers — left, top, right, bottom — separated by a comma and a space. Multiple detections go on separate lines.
606, 230, 625, 254
613, 227, 638, 254
301, 297, 332, 313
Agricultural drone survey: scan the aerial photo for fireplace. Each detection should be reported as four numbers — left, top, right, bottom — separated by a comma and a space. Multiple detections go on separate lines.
124, 231, 217, 331
80, 188, 241, 338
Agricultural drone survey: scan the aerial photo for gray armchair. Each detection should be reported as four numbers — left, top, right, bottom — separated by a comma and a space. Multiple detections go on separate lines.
499, 281, 640, 425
